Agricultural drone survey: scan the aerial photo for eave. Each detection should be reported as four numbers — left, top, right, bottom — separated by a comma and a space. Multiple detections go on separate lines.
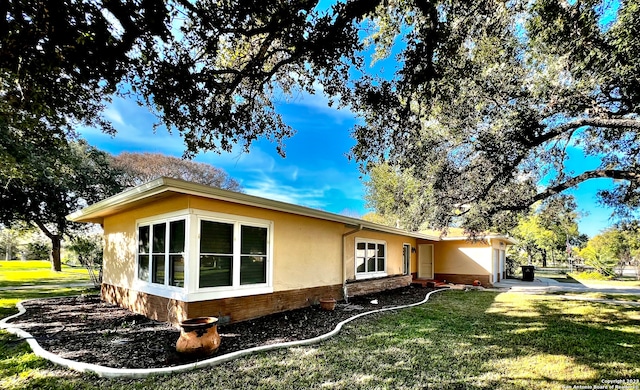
67, 177, 442, 241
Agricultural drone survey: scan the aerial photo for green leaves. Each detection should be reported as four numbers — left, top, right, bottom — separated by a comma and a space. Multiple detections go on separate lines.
352, 0, 640, 232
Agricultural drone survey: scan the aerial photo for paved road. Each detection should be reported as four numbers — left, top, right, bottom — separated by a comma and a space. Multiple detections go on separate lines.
493, 277, 640, 295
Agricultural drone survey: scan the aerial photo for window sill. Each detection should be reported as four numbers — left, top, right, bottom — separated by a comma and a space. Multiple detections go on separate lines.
185, 285, 273, 302
132, 280, 273, 303
355, 272, 388, 281
133, 280, 189, 301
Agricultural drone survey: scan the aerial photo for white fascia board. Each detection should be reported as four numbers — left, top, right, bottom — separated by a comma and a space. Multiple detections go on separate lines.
440, 234, 518, 245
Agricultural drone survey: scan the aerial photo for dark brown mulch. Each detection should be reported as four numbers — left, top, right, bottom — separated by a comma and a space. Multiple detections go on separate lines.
7, 286, 435, 369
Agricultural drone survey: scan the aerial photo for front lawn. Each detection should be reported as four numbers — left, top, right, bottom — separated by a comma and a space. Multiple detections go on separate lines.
0, 260, 91, 288
2, 290, 639, 389
557, 292, 640, 303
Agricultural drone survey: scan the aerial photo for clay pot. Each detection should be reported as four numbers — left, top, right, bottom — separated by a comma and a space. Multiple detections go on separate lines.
176, 317, 221, 356
319, 297, 337, 311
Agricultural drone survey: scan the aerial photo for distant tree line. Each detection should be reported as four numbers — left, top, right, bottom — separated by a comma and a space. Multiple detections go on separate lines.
0, 140, 241, 271
577, 222, 640, 279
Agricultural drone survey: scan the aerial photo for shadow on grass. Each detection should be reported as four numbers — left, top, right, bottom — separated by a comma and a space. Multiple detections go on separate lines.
546, 274, 581, 284
2, 290, 638, 390
185, 291, 639, 390
0, 332, 83, 390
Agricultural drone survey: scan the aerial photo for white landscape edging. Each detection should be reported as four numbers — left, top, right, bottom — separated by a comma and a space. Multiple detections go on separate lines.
0, 288, 448, 379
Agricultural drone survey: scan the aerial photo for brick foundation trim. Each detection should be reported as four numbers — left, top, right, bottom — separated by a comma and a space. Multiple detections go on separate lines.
101, 283, 343, 325
434, 273, 492, 287
345, 274, 412, 297
186, 284, 343, 325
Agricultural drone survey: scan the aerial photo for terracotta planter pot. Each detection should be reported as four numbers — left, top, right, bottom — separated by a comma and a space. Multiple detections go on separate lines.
319, 297, 337, 311
176, 317, 221, 356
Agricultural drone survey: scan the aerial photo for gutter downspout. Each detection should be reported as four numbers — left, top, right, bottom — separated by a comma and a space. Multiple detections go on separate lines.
342, 224, 363, 303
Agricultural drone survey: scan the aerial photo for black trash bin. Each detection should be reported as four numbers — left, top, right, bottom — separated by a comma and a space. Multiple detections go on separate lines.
521, 265, 535, 281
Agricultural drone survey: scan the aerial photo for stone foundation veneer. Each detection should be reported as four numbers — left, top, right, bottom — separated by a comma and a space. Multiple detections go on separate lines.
101, 283, 342, 325
101, 276, 413, 325
345, 274, 412, 298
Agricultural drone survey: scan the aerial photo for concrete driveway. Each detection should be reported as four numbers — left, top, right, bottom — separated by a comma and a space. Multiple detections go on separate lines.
493, 277, 640, 295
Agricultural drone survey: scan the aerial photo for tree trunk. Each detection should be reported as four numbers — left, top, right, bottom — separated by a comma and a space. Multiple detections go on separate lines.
34, 220, 63, 272
542, 250, 547, 268
51, 235, 62, 272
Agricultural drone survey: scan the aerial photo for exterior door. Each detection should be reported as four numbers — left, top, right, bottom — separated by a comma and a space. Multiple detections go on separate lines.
403, 244, 411, 275
418, 244, 434, 279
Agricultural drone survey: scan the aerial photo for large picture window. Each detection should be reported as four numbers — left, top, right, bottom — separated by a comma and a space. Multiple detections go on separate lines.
199, 221, 233, 288
355, 239, 386, 279
198, 218, 269, 289
137, 219, 186, 288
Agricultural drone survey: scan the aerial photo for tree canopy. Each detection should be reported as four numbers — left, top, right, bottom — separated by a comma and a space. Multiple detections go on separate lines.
0, 134, 124, 271
578, 221, 640, 277
3, 0, 640, 232
511, 196, 585, 267
111, 152, 242, 191
352, 0, 640, 232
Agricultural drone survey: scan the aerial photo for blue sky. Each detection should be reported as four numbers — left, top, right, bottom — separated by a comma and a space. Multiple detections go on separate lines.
79, 90, 617, 238
79, 92, 367, 216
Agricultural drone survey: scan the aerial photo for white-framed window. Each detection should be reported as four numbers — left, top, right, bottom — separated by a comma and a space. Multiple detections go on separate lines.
355, 238, 387, 279
197, 216, 270, 290
133, 209, 273, 301
137, 217, 187, 288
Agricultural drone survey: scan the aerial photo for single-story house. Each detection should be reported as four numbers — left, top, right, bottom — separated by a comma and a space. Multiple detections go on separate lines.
68, 177, 515, 325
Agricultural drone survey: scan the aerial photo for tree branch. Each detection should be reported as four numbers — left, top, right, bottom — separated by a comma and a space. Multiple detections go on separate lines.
464, 117, 640, 205
499, 169, 640, 212
33, 219, 54, 240
532, 117, 640, 147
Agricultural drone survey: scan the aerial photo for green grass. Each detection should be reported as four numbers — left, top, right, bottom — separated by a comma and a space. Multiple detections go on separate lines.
557, 292, 640, 303
0, 260, 91, 288
2, 290, 640, 389
570, 272, 640, 287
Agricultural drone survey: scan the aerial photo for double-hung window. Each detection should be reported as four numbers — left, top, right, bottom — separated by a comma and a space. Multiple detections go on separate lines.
137, 219, 186, 288
198, 218, 269, 289
355, 238, 387, 279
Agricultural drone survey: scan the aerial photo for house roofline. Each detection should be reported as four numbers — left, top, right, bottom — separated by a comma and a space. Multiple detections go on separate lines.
440, 235, 518, 245
67, 177, 442, 241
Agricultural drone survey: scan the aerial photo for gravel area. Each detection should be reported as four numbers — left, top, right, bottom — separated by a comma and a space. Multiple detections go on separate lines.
7, 286, 435, 369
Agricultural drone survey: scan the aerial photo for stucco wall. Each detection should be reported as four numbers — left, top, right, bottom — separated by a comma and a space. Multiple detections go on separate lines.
343, 229, 416, 280
103, 193, 422, 296
430, 239, 492, 276
103, 194, 346, 293
188, 196, 345, 291
102, 196, 190, 289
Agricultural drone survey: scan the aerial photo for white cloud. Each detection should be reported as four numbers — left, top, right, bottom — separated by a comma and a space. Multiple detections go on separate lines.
104, 106, 125, 126
244, 175, 330, 209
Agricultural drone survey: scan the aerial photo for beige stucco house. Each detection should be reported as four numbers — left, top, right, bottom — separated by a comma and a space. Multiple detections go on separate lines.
68, 177, 514, 324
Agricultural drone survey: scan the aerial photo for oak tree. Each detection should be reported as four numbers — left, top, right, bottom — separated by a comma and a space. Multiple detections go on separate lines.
0, 135, 123, 271
351, 0, 640, 232
3, 0, 640, 235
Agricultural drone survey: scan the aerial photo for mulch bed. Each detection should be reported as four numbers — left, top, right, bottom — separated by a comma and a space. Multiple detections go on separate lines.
6, 286, 436, 369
